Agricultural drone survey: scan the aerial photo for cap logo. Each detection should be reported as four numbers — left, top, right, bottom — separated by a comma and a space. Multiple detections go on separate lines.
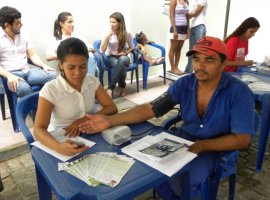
196, 38, 213, 47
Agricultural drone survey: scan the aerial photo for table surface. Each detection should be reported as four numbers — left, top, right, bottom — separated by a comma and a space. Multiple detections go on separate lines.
230, 71, 270, 172
31, 122, 190, 200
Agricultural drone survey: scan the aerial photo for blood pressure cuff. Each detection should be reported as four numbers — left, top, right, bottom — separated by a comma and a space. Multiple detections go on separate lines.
150, 92, 177, 117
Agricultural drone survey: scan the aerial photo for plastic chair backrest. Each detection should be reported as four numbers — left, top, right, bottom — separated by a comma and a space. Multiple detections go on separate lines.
16, 91, 39, 148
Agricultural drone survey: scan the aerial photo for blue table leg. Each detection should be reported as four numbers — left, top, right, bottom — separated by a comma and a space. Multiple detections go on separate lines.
256, 94, 270, 172
35, 165, 52, 200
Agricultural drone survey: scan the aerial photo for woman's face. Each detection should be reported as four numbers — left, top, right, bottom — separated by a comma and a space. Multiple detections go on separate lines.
109, 17, 120, 33
60, 54, 87, 91
60, 15, 74, 35
244, 27, 259, 40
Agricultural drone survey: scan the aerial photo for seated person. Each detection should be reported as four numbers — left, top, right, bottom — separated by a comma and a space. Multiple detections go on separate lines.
224, 17, 260, 72
0, 6, 57, 97
46, 12, 99, 77
34, 38, 118, 156
135, 31, 164, 66
100, 12, 133, 98
79, 36, 255, 199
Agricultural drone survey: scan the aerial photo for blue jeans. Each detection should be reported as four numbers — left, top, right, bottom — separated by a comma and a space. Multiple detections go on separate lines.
184, 24, 206, 73
108, 55, 130, 90
88, 52, 99, 77
8, 68, 57, 97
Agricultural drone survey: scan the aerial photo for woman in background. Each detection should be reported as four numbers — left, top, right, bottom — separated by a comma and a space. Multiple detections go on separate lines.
46, 12, 99, 76
100, 12, 133, 97
34, 38, 117, 156
169, 0, 189, 75
224, 17, 260, 72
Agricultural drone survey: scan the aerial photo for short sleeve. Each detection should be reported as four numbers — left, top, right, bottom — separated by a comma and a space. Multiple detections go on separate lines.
39, 81, 57, 105
226, 37, 237, 61
197, 0, 207, 6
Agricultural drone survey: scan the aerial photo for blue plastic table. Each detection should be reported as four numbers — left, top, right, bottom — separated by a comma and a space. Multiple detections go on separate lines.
230, 71, 270, 172
31, 122, 191, 200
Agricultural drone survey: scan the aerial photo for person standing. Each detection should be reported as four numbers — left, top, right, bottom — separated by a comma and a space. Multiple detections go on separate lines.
224, 17, 260, 72
0, 6, 57, 97
46, 12, 99, 76
184, 0, 207, 73
100, 12, 133, 97
169, 0, 189, 75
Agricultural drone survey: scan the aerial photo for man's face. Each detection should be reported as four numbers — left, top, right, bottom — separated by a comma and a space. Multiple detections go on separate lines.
192, 52, 226, 82
9, 18, 22, 35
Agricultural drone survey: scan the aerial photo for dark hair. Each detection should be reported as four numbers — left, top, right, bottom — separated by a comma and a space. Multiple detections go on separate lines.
54, 12, 72, 40
219, 53, 227, 63
0, 6, 21, 29
109, 12, 127, 52
224, 17, 260, 43
57, 37, 89, 63
135, 31, 145, 45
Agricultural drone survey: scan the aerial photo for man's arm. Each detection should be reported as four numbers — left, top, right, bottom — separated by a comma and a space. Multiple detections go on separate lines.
0, 66, 23, 92
188, 5, 204, 18
189, 133, 251, 154
27, 49, 55, 71
79, 103, 156, 134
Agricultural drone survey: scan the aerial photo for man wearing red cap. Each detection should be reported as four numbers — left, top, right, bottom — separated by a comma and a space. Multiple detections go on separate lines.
79, 36, 255, 199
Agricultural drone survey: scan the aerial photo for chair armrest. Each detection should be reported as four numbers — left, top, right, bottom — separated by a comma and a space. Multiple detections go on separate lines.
147, 43, 166, 57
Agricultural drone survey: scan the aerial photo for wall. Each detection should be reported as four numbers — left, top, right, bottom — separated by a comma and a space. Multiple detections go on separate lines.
0, 0, 268, 73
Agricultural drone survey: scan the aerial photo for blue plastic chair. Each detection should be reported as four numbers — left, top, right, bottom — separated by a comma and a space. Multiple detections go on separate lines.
159, 110, 260, 200
0, 83, 6, 120
0, 76, 41, 132
93, 40, 139, 94
16, 91, 39, 148
133, 38, 166, 90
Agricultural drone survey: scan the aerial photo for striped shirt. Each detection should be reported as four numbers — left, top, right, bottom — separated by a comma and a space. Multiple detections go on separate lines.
174, 3, 189, 26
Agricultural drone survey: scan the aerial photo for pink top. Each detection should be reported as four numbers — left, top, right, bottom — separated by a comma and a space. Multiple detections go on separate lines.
102, 32, 133, 56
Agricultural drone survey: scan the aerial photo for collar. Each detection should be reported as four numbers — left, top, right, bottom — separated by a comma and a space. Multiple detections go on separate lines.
188, 72, 230, 93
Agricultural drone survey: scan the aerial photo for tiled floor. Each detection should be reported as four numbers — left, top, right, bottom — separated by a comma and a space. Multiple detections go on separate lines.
0, 76, 270, 200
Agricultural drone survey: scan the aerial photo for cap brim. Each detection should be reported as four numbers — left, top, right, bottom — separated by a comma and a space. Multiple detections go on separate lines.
186, 47, 217, 57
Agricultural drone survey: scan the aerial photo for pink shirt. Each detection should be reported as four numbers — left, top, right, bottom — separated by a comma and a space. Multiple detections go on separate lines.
102, 32, 133, 56
0, 28, 33, 72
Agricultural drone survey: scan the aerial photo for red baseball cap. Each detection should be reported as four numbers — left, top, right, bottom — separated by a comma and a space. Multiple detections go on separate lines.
186, 36, 227, 57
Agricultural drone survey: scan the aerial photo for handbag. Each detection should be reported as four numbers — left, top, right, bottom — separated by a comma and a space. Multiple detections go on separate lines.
161, 0, 170, 15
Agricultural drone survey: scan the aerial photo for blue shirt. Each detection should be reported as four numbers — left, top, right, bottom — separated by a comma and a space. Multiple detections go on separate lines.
167, 72, 255, 141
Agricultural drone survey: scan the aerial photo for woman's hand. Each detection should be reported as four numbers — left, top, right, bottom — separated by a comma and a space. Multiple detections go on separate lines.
56, 140, 89, 156
64, 117, 88, 138
173, 31, 178, 40
116, 52, 128, 56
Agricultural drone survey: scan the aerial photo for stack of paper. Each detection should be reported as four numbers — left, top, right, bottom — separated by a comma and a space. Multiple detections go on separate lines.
121, 132, 197, 177
62, 152, 135, 187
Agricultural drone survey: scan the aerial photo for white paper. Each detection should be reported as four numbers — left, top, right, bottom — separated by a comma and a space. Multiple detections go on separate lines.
121, 132, 197, 177
31, 129, 96, 161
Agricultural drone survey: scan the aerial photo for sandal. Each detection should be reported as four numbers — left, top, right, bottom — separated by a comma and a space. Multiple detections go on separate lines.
156, 57, 165, 64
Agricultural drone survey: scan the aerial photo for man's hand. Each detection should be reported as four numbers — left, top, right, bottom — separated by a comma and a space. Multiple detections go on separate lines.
7, 74, 23, 92
42, 65, 56, 73
79, 114, 111, 134
188, 141, 203, 154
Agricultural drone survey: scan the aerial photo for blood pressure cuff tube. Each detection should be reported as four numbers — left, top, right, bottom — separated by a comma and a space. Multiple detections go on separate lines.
150, 92, 177, 117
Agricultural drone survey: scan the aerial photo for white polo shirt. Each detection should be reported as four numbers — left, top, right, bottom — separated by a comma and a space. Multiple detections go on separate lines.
40, 74, 99, 131
0, 28, 33, 72
190, 0, 208, 28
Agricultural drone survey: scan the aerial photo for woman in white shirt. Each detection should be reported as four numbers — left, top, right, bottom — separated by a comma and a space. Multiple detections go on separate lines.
46, 12, 99, 76
100, 12, 133, 97
34, 38, 117, 156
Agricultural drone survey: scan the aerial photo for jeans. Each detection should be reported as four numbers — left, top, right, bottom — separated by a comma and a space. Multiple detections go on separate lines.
107, 55, 130, 90
184, 24, 206, 73
88, 52, 99, 77
8, 68, 57, 97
